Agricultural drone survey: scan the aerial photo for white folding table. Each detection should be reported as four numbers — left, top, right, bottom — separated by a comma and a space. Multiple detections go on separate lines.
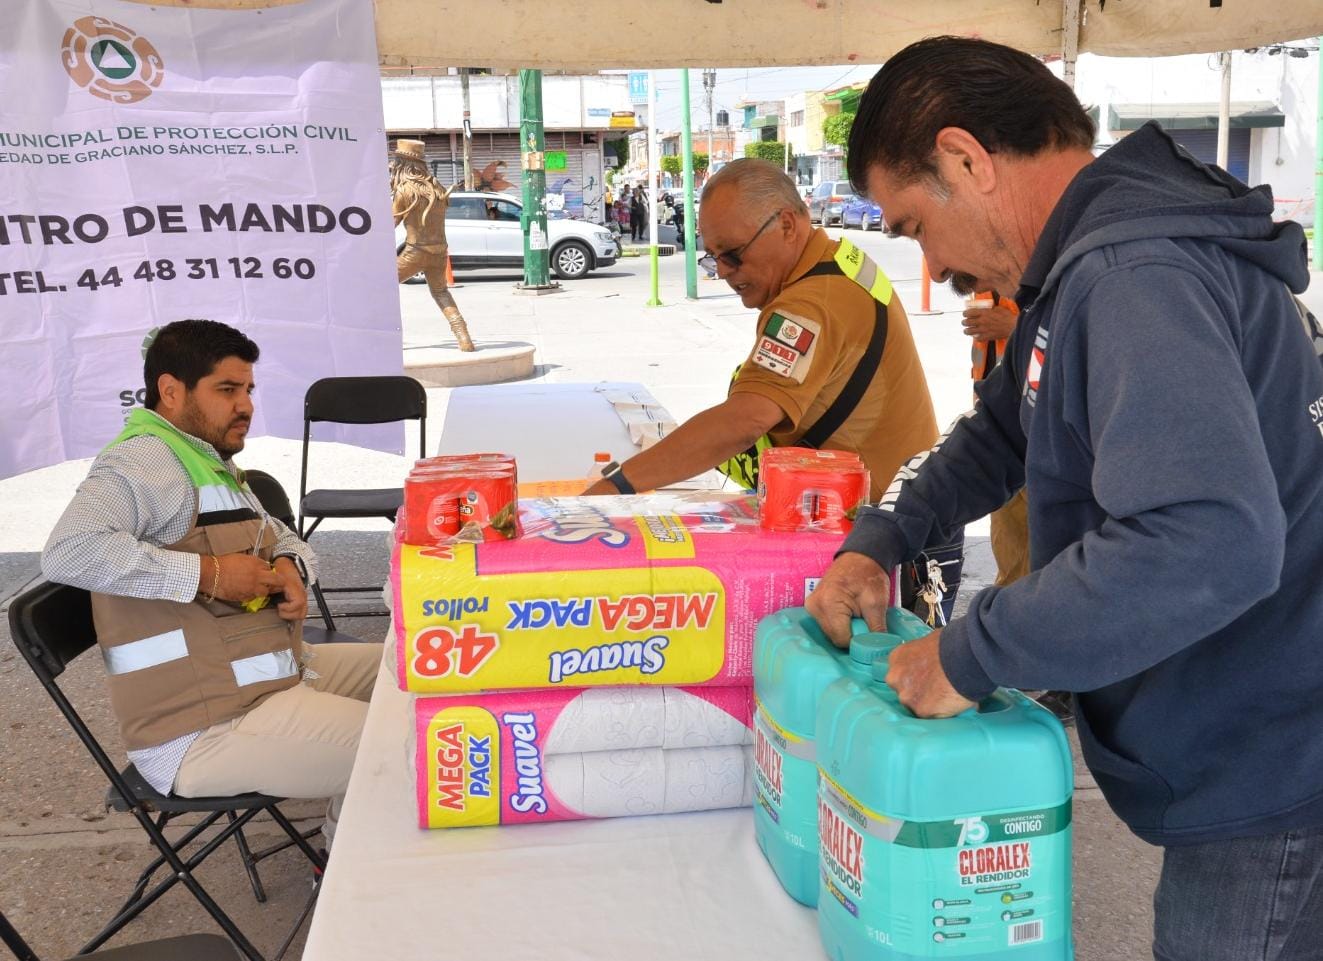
300, 648, 821, 960
302, 380, 803, 959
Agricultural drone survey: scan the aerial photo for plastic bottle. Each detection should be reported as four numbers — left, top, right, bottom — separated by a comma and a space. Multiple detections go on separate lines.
752, 606, 931, 906
815, 655, 1074, 960
586, 451, 613, 480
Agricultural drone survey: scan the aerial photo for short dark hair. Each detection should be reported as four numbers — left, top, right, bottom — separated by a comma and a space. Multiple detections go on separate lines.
847, 36, 1095, 191
143, 319, 260, 410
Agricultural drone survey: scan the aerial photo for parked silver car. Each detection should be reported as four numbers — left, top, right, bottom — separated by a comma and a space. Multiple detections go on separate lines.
808, 180, 855, 227
396, 191, 618, 281
447, 192, 618, 280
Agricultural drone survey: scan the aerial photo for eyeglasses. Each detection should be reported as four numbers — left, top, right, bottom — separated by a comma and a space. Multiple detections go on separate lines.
698, 210, 781, 277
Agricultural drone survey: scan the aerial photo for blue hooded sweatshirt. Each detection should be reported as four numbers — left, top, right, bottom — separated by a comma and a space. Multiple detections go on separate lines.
842, 122, 1323, 846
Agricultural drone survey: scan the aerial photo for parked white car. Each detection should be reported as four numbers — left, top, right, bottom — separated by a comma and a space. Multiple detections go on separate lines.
395, 191, 619, 281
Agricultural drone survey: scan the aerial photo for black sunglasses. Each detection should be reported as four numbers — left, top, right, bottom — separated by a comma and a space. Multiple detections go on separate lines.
698, 210, 781, 277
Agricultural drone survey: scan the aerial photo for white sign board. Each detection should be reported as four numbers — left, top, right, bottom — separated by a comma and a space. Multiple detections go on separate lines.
0, 0, 403, 478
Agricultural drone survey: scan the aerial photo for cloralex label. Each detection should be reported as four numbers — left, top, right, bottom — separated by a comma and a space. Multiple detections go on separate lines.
818, 773, 1072, 955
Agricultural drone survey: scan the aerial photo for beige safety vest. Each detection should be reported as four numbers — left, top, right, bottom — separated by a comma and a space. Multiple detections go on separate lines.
91, 413, 303, 751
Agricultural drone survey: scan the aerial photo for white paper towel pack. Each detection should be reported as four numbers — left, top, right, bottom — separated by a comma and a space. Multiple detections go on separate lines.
414, 685, 755, 828
544, 745, 754, 818
543, 686, 753, 754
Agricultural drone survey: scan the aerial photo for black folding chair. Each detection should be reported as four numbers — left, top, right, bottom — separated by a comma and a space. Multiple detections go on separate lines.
297, 376, 426, 630
242, 469, 366, 646
7, 581, 327, 961
1, 903, 240, 961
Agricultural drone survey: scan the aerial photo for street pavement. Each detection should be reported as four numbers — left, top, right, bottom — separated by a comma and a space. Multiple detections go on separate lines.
1, 222, 1318, 959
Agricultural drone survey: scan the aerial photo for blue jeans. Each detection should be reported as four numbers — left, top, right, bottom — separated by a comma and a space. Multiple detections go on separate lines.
1153, 826, 1323, 961
900, 528, 965, 626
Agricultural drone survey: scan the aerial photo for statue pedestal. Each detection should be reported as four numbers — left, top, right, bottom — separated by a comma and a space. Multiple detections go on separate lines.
513, 282, 562, 296
404, 342, 536, 388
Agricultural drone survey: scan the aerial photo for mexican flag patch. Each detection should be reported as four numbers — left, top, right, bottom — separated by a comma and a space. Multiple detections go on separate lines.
765, 313, 816, 353
752, 310, 821, 384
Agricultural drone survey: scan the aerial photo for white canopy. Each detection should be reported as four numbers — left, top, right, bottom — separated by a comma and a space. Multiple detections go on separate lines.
372, 0, 1323, 69
132, 1, 1323, 68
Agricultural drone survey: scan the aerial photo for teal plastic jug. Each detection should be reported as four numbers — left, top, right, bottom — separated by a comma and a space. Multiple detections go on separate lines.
752, 606, 932, 906
816, 656, 1074, 960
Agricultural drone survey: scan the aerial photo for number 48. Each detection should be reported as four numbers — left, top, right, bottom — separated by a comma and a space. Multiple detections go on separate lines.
132, 259, 176, 282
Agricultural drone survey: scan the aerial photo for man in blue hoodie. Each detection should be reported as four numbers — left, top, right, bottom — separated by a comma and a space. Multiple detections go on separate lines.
806, 36, 1323, 960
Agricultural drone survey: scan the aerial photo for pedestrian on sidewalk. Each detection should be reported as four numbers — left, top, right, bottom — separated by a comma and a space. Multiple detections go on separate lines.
807, 37, 1323, 961
614, 191, 630, 237
630, 188, 647, 242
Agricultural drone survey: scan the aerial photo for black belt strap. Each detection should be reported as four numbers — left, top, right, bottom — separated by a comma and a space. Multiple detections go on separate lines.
796, 260, 889, 450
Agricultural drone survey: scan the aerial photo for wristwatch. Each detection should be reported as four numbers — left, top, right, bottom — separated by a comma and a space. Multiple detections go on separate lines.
601, 461, 636, 495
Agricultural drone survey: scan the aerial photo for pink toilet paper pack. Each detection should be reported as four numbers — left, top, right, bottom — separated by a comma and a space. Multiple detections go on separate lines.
392, 493, 845, 693
414, 684, 755, 828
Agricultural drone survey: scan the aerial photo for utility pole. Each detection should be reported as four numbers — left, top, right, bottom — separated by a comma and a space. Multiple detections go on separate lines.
646, 69, 661, 306
702, 69, 716, 174
460, 67, 474, 189
1060, 0, 1081, 89
518, 69, 556, 292
680, 69, 698, 299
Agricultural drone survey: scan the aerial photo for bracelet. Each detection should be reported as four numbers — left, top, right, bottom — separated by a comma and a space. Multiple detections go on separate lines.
202, 554, 220, 604
603, 464, 636, 495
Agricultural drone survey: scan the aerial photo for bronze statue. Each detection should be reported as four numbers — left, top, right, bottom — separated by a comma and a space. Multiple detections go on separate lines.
391, 139, 475, 352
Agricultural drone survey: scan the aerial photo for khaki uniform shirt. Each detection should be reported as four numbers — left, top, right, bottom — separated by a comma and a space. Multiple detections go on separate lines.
729, 228, 939, 499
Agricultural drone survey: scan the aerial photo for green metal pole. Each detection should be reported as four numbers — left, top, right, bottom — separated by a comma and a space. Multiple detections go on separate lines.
650, 246, 661, 305
1314, 39, 1322, 271
680, 69, 698, 300
519, 69, 552, 288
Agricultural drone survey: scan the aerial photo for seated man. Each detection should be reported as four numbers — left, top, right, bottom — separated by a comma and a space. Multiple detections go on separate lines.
584, 158, 962, 619
42, 319, 380, 849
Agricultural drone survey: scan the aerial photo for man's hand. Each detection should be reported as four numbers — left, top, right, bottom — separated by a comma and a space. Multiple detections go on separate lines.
271, 556, 308, 623
885, 631, 976, 718
207, 553, 286, 604
806, 552, 891, 647
961, 304, 1018, 343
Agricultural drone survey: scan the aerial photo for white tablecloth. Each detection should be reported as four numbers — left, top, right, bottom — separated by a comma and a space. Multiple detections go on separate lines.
437, 381, 670, 481
300, 645, 822, 960
304, 383, 807, 957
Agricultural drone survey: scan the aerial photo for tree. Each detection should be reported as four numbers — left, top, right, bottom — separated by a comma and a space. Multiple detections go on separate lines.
660, 153, 710, 177
607, 136, 630, 172
823, 113, 855, 150
744, 141, 793, 167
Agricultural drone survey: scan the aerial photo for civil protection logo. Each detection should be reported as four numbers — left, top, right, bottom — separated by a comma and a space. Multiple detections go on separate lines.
61, 17, 164, 104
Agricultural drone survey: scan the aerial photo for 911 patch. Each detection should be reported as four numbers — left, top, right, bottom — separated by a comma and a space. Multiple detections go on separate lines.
753, 311, 820, 383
